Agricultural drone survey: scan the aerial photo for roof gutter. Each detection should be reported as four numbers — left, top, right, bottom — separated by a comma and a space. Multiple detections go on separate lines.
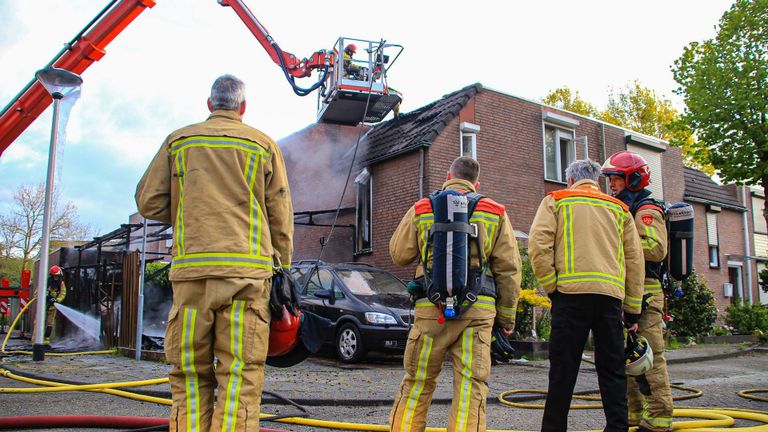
684, 195, 747, 212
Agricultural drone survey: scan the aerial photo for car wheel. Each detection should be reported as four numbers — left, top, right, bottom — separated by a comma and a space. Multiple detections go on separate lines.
336, 323, 365, 363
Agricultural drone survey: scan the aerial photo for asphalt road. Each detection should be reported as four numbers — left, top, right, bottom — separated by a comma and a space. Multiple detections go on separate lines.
1, 347, 767, 431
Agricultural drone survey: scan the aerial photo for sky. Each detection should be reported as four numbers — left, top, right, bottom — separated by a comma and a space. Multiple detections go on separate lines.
0, 0, 734, 236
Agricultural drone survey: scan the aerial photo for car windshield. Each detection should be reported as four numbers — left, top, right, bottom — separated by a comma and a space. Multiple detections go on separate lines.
335, 270, 405, 296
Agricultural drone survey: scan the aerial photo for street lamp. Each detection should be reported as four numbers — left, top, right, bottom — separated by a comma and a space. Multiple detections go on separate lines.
32, 67, 82, 362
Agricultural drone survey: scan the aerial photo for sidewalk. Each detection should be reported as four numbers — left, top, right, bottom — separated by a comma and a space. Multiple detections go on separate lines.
1, 337, 763, 406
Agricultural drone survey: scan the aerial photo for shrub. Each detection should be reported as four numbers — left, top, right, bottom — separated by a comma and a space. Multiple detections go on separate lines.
759, 267, 768, 294
667, 270, 717, 338
724, 303, 768, 336
513, 246, 551, 340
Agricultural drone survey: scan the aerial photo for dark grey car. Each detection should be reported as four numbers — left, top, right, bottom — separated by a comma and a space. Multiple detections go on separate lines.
290, 260, 413, 363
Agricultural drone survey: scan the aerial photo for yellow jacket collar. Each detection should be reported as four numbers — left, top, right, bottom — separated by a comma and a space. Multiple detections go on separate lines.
570, 179, 599, 190
208, 109, 243, 122
442, 178, 476, 193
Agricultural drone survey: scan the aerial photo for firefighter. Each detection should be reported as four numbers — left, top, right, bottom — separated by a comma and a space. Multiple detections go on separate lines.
389, 156, 522, 431
602, 151, 673, 432
529, 159, 644, 432
135, 74, 293, 432
41, 265, 66, 344
343, 43, 362, 79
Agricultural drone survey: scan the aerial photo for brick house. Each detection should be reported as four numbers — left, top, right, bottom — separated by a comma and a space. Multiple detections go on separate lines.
681, 168, 762, 311
751, 187, 768, 305
281, 83, 689, 281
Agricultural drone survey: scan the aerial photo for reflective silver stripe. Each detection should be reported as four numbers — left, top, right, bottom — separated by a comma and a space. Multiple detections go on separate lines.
172, 254, 272, 269
222, 301, 245, 432
401, 335, 432, 431
171, 137, 269, 158
181, 308, 199, 432
457, 328, 474, 432
644, 416, 673, 428
498, 305, 516, 318
558, 272, 624, 288
175, 151, 186, 256
537, 271, 556, 286
556, 197, 626, 214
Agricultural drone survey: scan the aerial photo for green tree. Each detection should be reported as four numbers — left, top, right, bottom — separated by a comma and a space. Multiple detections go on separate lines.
600, 81, 713, 174
672, 0, 768, 225
541, 87, 598, 117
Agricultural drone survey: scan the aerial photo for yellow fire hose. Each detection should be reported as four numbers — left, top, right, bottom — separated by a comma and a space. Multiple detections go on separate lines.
1, 297, 113, 357
739, 390, 768, 403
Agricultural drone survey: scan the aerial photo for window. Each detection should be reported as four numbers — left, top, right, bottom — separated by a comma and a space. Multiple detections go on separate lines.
544, 124, 575, 182
707, 212, 719, 268
460, 122, 480, 159
355, 168, 372, 254
461, 133, 476, 159
302, 268, 341, 299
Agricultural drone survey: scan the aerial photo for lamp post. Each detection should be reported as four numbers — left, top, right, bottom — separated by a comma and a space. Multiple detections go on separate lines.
32, 67, 82, 362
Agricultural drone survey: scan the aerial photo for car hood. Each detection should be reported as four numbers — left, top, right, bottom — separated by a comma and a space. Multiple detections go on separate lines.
357, 293, 411, 312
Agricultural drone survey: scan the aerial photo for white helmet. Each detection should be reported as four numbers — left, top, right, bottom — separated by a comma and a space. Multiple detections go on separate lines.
625, 334, 653, 376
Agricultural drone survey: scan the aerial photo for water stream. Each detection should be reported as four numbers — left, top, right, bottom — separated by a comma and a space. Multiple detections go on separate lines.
54, 303, 101, 340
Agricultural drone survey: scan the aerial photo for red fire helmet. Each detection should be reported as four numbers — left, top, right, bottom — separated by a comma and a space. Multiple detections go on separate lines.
601, 150, 651, 192
49, 265, 63, 276
267, 306, 300, 357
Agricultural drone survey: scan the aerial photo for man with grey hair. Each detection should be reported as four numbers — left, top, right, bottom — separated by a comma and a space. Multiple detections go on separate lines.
136, 74, 293, 432
529, 159, 644, 431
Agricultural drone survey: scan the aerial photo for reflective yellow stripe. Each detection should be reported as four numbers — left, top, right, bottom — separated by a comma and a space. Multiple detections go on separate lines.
556, 196, 626, 214
175, 151, 187, 256
498, 305, 516, 319
623, 295, 642, 308
470, 211, 499, 255
645, 280, 662, 294
173, 253, 272, 270
415, 213, 433, 263
617, 213, 626, 281
563, 204, 574, 272
645, 416, 673, 428
642, 225, 659, 251
181, 308, 199, 432
457, 328, 474, 432
222, 301, 245, 432
414, 298, 435, 308
558, 272, 625, 289
537, 271, 556, 286
401, 335, 432, 431
171, 135, 269, 159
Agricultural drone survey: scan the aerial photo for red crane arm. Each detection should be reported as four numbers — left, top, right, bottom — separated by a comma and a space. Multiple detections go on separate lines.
0, 0, 156, 157
218, 0, 335, 78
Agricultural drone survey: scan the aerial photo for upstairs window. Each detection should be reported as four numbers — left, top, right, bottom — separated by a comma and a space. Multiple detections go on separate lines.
460, 122, 480, 159
544, 124, 575, 183
355, 168, 372, 254
707, 211, 720, 268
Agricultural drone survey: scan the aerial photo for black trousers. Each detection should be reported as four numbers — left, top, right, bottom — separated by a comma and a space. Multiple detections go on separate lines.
541, 292, 628, 432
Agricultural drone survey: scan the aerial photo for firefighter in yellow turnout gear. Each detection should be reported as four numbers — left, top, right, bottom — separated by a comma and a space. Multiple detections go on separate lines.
34, 266, 67, 344
136, 75, 293, 432
603, 151, 673, 432
389, 157, 522, 432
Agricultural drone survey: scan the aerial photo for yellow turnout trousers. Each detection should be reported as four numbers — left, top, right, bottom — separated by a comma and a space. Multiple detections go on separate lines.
165, 277, 270, 432
390, 313, 493, 432
627, 292, 673, 431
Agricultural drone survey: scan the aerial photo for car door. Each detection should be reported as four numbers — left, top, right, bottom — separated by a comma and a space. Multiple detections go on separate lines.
299, 267, 345, 325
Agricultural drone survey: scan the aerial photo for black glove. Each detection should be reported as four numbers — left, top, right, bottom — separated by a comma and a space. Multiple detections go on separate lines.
490, 326, 515, 365
624, 312, 641, 329
269, 268, 299, 320
641, 293, 653, 313
635, 374, 652, 396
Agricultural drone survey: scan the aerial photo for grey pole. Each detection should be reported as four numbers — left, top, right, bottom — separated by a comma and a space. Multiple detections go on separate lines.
32, 93, 63, 362
135, 218, 148, 360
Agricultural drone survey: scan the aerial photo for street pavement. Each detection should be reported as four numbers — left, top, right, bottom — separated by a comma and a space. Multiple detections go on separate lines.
1, 337, 767, 431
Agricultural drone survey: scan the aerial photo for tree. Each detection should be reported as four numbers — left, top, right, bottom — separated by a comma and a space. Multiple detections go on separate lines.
541, 87, 598, 117
672, 0, 768, 225
0, 183, 93, 272
600, 81, 713, 174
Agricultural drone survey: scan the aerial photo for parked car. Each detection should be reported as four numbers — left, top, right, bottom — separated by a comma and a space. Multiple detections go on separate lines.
289, 260, 413, 363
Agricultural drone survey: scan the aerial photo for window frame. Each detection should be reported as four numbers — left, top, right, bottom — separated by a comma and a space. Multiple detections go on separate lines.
354, 168, 373, 255
459, 122, 480, 160
542, 122, 576, 183
707, 211, 720, 268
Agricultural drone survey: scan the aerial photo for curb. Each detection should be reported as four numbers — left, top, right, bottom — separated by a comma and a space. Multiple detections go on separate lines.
667, 346, 764, 365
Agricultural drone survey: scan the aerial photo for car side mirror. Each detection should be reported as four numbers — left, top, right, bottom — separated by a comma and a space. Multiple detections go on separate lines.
314, 289, 335, 304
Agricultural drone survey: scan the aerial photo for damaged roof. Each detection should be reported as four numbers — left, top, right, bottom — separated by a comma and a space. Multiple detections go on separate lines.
684, 167, 746, 210
358, 83, 482, 165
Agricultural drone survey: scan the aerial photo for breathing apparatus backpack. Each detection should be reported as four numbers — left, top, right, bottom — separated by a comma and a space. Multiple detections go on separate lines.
630, 198, 694, 295
421, 190, 491, 320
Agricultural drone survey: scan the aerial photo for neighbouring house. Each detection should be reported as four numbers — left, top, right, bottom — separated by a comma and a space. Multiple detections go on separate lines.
749, 187, 768, 305
281, 83, 686, 281
682, 167, 761, 312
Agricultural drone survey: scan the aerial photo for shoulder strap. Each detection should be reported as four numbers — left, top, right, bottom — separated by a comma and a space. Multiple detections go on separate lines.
632, 197, 666, 217
466, 192, 485, 217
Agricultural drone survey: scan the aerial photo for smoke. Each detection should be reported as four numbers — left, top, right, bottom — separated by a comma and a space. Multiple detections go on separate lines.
279, 122, 371, 212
